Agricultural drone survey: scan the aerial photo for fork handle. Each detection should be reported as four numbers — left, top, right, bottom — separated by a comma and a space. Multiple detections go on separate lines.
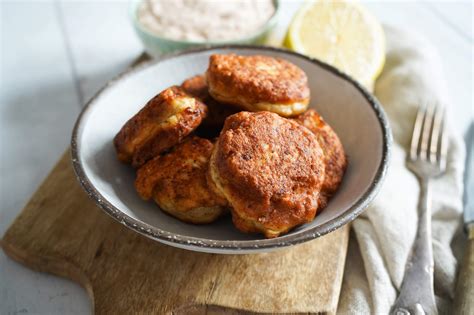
391, 179, 438, 315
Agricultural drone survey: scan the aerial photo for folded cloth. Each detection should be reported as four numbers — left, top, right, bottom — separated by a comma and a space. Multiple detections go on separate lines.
337, 27, 466, 314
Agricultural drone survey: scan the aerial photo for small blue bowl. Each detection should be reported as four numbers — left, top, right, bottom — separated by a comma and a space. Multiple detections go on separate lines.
130, 0, 280, 57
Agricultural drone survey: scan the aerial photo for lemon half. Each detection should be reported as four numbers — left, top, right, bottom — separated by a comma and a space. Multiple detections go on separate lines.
285, 0, 385, 90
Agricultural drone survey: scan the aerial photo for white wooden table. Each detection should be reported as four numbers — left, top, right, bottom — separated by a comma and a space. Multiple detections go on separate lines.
1, 1, 472, 314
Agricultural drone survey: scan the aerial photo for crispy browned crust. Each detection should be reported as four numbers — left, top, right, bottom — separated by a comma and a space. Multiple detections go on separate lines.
135, 136, 227, 224
208, 111, 326, 238
113, 86, 207, 168
130, 104, 206, 167
180, 74, 210, 100
206, 54, 310, 116
181, 75, 239, 136
294, 110, 347, 204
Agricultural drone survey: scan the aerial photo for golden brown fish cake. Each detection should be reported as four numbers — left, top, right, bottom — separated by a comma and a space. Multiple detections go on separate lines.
114, 86, 207, 168
208, 111, 326, 238
180, 74, 210, 100
135, 136, 227, 224
206, 54, 310, 117
181, 75, 239, 137
294, 109, 347, 206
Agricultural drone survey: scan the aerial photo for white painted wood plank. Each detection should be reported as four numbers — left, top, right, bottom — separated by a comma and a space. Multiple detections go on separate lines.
0, 1, 90, 314
363, 1, 473, 133
58, 0, 143, 105
425, 1, 473, 43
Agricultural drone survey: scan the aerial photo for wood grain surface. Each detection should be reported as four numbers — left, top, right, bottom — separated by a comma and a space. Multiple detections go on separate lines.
1, 151, 350, 314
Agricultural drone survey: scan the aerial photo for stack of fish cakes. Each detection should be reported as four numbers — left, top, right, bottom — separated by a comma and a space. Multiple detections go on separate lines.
114, 54, 346, 238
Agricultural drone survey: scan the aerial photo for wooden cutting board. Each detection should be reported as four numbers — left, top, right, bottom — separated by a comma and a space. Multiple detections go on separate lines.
1, 150, 349, 314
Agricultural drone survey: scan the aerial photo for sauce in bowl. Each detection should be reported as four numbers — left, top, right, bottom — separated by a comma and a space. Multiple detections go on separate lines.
137, 0, 276, 42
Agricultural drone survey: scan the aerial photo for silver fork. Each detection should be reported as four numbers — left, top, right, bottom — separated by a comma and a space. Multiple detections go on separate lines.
391, 105, 448, 315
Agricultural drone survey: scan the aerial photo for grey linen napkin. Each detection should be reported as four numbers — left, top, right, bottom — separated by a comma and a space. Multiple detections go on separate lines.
337, 27, 466, 314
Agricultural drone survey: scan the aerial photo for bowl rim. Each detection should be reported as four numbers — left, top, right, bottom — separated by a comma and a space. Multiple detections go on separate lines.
129, 0, 281, 46
71, 45, 392, 253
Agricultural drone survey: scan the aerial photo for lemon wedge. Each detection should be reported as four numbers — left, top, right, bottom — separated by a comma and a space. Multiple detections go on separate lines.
285, 0, 385, 90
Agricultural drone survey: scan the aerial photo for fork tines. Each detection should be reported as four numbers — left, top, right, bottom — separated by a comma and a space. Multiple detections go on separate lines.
409, 104, 448, 170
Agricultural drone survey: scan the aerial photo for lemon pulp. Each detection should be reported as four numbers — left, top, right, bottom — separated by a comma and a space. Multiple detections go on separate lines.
285, 0, 385, 90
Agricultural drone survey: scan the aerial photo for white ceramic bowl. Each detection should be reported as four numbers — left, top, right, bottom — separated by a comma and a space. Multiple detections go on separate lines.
71, 46, 392, 254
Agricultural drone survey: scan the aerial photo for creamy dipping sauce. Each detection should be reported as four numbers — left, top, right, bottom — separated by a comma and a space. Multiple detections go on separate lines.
137, 0, 275, 42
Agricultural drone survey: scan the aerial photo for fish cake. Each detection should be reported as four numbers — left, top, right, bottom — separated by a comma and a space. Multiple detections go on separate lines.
181, 74, 239, 137
208, 111, 326, 238
114, 86, 207, 167
206, 54, 310, 117
180, 74, 210, 100
294, 109, 347, 205
135, 136, 227, 224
